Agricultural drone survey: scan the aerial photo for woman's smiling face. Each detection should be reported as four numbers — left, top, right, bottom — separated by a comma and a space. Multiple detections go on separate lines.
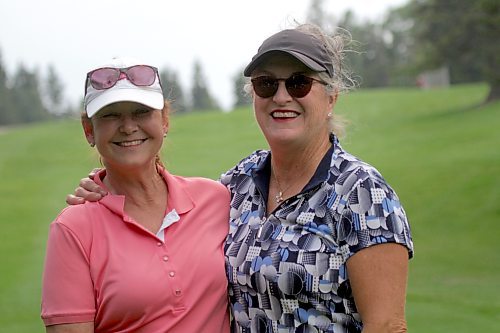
86, 102, 167, 170
251, 53, 335, 149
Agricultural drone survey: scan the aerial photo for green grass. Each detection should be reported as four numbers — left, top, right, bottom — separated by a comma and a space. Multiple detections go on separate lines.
0, 83, 498, 332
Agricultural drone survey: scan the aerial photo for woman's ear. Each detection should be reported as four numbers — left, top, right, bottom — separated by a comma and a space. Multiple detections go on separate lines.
329, 91, 338, 107
81, 116, 95, 146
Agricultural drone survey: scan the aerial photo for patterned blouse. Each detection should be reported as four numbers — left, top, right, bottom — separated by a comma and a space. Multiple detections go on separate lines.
220, 135, 414, 333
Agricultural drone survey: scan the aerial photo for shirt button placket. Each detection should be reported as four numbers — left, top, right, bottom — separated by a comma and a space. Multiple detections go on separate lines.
159, 251, 184, 301
169, 270, 183, 298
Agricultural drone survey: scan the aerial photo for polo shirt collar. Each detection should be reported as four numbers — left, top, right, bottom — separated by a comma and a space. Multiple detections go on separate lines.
159, 167, 195, 215
252, 134, 336, 200
94, 170, 124, 217
94, 167, 195, 217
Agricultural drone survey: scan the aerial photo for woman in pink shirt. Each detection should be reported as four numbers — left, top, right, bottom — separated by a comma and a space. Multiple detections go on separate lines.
41, 57, 230, 333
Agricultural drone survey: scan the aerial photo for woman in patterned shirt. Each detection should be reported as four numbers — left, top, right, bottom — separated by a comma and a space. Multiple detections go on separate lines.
68, 24, 413, 333
220, 24, 413, 333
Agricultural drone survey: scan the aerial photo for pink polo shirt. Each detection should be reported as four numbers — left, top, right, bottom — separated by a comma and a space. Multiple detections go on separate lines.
41, 168, 230, 333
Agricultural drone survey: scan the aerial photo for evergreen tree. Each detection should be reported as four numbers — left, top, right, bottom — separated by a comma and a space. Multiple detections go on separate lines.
190, 60, 218, 111
159, 68, 188, 113
11, 65, 50, 123
232, 68, 250, 109
382, 6, 419, 86
336, 10, 417, 88
0, 51, 16, 125
306, 2, 414, 88
44, 64, 64, 114
306, 0, 328, 27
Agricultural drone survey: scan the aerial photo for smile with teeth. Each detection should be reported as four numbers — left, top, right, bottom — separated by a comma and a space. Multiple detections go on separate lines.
115, 139, 146, 147
271, 111, 299, 118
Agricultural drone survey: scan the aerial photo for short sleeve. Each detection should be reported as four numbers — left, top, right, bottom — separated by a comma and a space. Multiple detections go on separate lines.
337, 172, 414, 261
41, 221, 95, 326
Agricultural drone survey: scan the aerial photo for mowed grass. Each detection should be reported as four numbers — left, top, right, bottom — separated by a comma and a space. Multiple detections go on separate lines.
0, 83, 498, 332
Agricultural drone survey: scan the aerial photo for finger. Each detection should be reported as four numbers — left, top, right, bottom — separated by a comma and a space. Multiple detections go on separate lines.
79, 178, 108, 196
74, 187, 104, 202
66, 194, 85, 206
89, 168, 103, 179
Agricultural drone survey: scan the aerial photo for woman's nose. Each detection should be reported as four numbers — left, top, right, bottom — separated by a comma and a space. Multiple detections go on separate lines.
272, 81, 293, 104
119, 115, 138, 134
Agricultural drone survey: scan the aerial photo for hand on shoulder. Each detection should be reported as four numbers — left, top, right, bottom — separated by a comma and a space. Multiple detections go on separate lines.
66, 169, 108, 205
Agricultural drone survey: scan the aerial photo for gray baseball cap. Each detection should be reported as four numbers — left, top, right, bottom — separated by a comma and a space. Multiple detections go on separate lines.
244, 29, 334, 78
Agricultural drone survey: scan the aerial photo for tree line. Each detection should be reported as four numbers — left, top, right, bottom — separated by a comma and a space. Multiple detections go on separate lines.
0, 54, 223, 126
0, 0, 497, 126
307, 0, 499, 102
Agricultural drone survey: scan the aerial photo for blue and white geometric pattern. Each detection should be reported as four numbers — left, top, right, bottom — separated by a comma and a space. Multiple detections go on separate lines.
220, 136, 414, 333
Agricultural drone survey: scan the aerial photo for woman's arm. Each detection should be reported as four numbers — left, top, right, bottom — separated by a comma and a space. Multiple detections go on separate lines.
347, 243, 409, 333
46, 322, 94, 333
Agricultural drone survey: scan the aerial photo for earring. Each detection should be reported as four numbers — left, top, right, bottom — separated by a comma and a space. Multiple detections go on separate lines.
90, 142, 95, 147
163, 133, 167, 138
327, 112, 332, 118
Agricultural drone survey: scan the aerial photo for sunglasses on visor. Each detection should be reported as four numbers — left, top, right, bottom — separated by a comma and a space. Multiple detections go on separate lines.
85, 65, 159, 93
251, 74, 327, 99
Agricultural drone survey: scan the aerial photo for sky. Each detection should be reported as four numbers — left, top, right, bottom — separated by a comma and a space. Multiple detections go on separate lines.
0, 0, 407, 111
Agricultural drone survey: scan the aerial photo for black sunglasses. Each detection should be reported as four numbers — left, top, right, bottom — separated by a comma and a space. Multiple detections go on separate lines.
251, 74, 327, 98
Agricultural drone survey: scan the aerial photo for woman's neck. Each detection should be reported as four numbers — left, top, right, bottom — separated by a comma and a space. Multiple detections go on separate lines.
270, 137, 331, 182
103, 163, 168, 234
103, 163, 166, 205
266, 137, 331, 213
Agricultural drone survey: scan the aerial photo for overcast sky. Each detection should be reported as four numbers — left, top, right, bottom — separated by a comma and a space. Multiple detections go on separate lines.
0, 0, 407, 111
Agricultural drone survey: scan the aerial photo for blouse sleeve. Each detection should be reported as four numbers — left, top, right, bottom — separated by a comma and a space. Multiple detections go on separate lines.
336, 169, 414, 261
41, 220, 95, 326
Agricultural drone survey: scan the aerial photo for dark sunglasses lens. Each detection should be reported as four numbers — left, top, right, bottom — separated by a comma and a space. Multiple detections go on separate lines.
286, 75, 313, 98
90, 68, 120, 90
252, 76, 278, 98
126, 65, 156, 86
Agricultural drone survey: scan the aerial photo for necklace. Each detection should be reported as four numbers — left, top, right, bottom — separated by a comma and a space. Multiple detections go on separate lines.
273, 178, 287, 204
271, 163, 303, 204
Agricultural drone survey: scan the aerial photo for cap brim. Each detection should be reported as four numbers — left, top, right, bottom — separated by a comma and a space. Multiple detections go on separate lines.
86, 88, 165, 118
243, 50, 326, 77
